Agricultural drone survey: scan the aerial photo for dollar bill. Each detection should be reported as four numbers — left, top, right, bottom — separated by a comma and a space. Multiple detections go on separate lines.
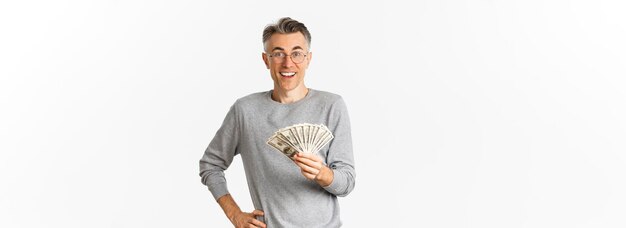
267, 135, 298, 158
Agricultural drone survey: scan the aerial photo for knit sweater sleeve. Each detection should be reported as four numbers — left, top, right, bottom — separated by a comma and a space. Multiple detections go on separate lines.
199, 103, 240, 201
322, 97, 356, 197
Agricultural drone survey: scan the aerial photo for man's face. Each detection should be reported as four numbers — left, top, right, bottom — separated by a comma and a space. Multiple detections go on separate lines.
262, 32, 312, 93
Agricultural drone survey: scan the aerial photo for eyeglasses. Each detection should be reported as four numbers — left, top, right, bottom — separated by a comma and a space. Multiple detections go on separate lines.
266, 51, 308, 64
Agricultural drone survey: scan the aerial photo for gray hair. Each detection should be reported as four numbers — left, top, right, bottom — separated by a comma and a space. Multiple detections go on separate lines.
262, 17, 311, 51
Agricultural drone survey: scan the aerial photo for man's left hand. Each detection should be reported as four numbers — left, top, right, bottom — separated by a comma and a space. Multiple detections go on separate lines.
293, 152, 334, 187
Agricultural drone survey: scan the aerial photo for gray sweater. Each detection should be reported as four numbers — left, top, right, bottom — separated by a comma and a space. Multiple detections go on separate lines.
199, 89, 355, 227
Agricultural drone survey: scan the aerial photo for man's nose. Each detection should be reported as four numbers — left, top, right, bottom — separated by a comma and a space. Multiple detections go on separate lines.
281, 55, 295, 67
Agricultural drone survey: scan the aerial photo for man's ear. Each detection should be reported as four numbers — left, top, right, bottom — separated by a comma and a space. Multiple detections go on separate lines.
306, 51, 312, 66
262, 52, 270, 69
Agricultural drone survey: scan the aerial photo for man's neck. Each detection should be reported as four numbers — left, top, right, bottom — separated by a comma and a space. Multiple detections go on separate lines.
272, 86, 309, 104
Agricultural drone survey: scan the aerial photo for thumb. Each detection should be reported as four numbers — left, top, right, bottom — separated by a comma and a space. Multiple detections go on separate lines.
252, 209, 264, 216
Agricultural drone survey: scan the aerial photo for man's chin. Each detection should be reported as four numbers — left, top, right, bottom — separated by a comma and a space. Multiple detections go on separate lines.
276, 84, 300, 93
279, 86, 296, 92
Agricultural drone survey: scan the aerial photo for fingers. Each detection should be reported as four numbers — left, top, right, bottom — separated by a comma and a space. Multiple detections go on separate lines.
295, 152, 321, 162
252, 209, 264, 216
295, 160, 320, 175
300, 169, 317, 180
293, 153, 326, 181
249, 218, 267, 228
294, 160, 320, 180
247, 211, 266, 228
294, 153, 322, 168
233, 210, 266, 228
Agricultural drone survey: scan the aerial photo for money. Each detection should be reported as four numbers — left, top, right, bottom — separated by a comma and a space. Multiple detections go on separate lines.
267, 135, 298, 157
266, 123, 334, 157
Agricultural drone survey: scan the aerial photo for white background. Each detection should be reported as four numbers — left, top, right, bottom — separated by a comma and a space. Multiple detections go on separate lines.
1, 0, 625, 227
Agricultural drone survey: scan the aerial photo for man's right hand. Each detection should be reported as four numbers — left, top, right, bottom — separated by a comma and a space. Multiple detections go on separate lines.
230, 210, 266, 228
217, 194, 266, 228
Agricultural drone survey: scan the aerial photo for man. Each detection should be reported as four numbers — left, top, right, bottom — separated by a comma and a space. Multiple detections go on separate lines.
199, 17, 355, 227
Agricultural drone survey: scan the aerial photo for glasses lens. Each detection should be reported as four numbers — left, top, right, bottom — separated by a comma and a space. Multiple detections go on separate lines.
291, 52, 305, 63
270, 53, 284, 63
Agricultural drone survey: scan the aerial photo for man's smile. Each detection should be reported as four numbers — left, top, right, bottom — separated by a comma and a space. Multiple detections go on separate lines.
280, 72, 296, 78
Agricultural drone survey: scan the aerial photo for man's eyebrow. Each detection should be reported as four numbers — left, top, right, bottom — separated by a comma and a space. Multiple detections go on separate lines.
271, 47, 285, 52
270, 46, 305, 52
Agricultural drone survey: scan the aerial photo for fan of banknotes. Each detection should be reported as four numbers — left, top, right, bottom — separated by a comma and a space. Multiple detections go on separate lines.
267, 123, 334, 158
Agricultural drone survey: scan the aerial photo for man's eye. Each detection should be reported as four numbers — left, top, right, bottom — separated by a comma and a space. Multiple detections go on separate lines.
292, 52, 303, 57
272, 53, 285, 57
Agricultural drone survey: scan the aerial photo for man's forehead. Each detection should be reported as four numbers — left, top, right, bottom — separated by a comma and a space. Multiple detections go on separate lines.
266, 33, 308, 51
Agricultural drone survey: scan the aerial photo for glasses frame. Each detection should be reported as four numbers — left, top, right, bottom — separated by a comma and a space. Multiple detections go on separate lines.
265, 51, 309, 64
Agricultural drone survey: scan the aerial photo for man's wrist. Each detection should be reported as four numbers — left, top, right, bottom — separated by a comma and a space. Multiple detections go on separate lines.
217, 194, 242, 224
226, 207, 242, 222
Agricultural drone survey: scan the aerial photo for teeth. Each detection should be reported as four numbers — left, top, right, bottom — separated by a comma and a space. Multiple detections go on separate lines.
280, 72, 296, 76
